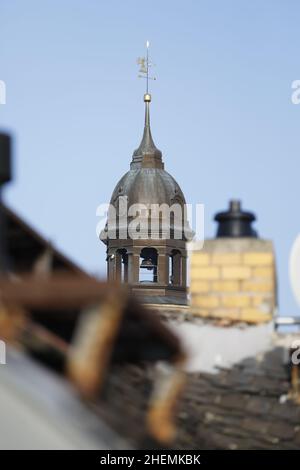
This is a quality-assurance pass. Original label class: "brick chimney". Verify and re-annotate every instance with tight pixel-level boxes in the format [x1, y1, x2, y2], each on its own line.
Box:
[189, 201, 277, 324]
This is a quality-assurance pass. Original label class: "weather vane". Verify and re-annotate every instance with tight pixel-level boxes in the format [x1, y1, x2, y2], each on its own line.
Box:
[137, 40, 156, 97]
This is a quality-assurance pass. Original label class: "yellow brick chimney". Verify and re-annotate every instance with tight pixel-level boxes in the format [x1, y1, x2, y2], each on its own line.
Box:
[189, 201, 277, 324]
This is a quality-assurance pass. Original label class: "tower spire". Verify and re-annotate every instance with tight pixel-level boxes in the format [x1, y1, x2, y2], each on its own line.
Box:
[132, 42, 162, 169]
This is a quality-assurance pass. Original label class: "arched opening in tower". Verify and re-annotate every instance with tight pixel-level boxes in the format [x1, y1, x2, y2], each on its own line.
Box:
[139, 247, 158, 283]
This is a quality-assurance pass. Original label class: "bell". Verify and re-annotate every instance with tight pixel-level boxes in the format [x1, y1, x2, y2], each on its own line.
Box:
[140, 258, 154, 270]
[214, 200, 258, 238]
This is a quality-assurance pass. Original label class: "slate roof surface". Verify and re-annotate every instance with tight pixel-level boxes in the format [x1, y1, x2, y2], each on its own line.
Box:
[95, 347, 300, 449]
[176, 347, 300, 449]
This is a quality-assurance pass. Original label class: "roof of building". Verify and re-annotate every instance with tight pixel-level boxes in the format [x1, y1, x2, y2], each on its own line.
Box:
[110, 168, 186, 209]
[109, 95, 186, 210]
[0, 275, 185, 448]
[2, 204, 84, 275]
[2, 270, 299, 449]
[96, 344, 300, 449]
[0, 347, 127, 450]
[176, 346, 300, 449]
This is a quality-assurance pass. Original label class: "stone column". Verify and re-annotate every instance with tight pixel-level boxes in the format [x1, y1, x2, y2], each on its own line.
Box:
[181, 254, 187, 288]
[107, 249, 116, 281]
[128, 251, 140, 284]
[158, 250, 168, 285]
[173, 252, 181, 285]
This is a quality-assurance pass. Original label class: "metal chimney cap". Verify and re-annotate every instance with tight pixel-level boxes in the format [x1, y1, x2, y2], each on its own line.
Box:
[214, 200, 258, 238]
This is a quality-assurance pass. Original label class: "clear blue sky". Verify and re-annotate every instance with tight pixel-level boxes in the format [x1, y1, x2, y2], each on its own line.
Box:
[1, 0, 299, 315]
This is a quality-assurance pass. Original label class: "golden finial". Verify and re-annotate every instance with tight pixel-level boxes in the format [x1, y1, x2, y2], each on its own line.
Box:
[137, 40, 156, 102]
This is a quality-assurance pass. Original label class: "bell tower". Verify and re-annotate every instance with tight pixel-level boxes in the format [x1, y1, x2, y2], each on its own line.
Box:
[101, 43, 190, 305]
